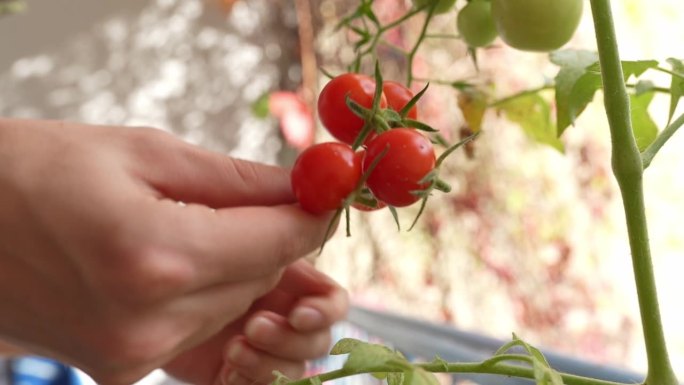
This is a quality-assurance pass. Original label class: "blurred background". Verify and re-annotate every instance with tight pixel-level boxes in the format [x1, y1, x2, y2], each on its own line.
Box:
[1, 0, 683, 384]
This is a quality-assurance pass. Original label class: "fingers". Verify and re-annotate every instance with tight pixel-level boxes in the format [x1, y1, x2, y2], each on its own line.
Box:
[276, 261, 350, 331]
[173, 271, 283, 351]
[244, 313, 331, 361]
[214, 266, 348, 385]
[222, 336, 307, 385]
[129, 128, 295, 209]
[289, 286, 349, 332]
[149, 202, 333, 286]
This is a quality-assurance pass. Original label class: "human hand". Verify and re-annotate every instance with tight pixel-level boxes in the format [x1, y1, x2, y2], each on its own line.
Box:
[162, 259, 348, 385]
[0, 118, 332, 384]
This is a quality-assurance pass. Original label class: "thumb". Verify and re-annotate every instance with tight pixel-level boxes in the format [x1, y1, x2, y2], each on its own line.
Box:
[132, 130, 295, 208]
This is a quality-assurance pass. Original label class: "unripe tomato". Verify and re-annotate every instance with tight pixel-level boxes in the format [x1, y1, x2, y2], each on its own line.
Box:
[291, 142, 362, 214]
[491, 0, 583, 52]
[317, 73, 387, 145]
[457, 0, 498, 48]
[363, 129, 436, 207]
[382, 81, 419, 120]
[412, 0, 458, 14]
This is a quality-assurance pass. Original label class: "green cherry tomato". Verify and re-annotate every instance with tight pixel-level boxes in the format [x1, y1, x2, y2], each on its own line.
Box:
[412, 0, 458, 14]
[457, 0, 498, 48]
[491, 0, 583, 52]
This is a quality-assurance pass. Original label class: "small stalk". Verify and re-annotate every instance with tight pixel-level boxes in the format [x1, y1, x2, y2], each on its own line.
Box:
[642, 112, 684, 169]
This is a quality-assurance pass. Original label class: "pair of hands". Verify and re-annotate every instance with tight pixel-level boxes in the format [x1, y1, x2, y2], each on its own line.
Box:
[0, 118, 347, 385]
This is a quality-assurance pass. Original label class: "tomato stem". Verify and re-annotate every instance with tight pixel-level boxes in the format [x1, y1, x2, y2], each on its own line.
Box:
[590, 1, 678, 384]
[344, 206, 351, 237]
[406, 3, 437, 87]
[435, 131, 480, 167]
[408, 195, 429, 231]
[285, 362, 630, 385]
[318, 208, 344, 255]
[641, 111, 684, 169]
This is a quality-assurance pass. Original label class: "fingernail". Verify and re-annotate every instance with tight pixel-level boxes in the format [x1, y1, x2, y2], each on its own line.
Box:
[245, 316, 278, 342]
[227, 342, 259, 367]
[290, 306, 325, 330]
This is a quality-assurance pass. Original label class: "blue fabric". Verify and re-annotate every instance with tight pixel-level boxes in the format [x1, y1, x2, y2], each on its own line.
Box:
[9, 357, 80, 385]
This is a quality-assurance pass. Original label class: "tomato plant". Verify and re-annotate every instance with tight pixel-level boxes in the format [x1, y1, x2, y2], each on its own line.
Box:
[283, 1, 684, 384]
[291, 142, 361, 214]
[491, 0, 584, 52]
[363, 128, 436, 207]
[456, 0, 498, 48]
[317, 73, 387, 145]
[382, 81, 419, 120]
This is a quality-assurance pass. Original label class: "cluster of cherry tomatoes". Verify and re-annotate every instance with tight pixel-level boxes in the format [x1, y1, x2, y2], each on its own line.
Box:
[290, 72, 441, 216]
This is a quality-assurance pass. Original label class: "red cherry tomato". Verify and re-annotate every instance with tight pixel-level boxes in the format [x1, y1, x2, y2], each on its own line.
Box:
[363, 128, 436, 207]
[318, 73, 388, 145]
[291, 142, 362, 214]
[382, 81, 419, 120]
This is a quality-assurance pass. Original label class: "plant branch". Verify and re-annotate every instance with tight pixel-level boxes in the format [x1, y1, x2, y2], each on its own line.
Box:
[642, 112, 684, 169]
[489, 83, 671, 109]
[489, 84, 553, 107]
[406, 4, 436, 87]
[590, 1, 678, 384]
[654, 66, 684, 81]
[285, 362, 630, 385]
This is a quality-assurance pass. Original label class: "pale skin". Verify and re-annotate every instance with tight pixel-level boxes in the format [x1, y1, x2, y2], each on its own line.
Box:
[0, 118, 349, 385]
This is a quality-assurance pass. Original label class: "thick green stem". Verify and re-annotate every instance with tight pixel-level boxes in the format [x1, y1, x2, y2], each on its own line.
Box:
[286, 362, 629, 385]
[590, 1, 678, 384]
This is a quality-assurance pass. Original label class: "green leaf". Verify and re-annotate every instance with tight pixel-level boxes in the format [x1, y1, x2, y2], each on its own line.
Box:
[498, 94, 564, 151]
[550, 49, 599, 134]
[511, 333, 550, 367]
[630, 91, 658, 151]
[510, 334, 564, 385]
[402, 368, 440, 385]
[621, 60, 659, 80]
[586, 60, 659, 80]
[372, 372, 388, 380]
[554, 55, 657, 135]
[666, 58, 684, 125]
[330, 338, 364, 355]
[343, 342, 410, 373]
[309, 377, 323, 385]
